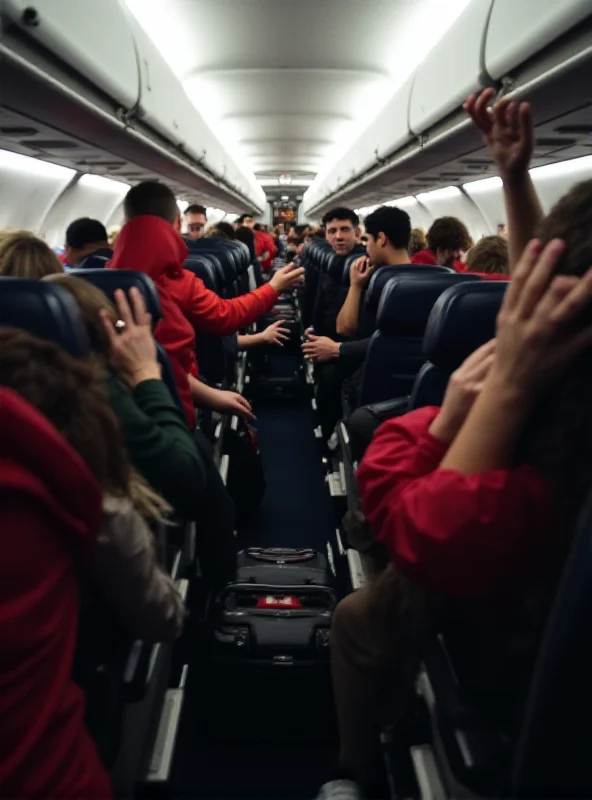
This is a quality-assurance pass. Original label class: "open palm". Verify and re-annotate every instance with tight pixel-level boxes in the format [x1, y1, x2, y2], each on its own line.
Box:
[465, 88, 534, 177]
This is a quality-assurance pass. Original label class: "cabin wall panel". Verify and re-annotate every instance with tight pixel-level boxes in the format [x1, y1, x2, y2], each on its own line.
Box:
[41, 175, 130, 248]
[0, 150, 75, 233]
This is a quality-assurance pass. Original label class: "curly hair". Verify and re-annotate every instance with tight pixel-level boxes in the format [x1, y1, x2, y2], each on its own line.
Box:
[0, 326, 169, 521]
[519, 179, 592, 535]
[465, 235, 509, 275]
[426, 217, 471, 252]
[0, 231, 64, 278]
[409, 228, 427, 256]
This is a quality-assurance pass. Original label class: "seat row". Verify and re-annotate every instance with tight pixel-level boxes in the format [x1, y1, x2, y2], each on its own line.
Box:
[0, 257, 289, 795]
[314, 267, 592, 798]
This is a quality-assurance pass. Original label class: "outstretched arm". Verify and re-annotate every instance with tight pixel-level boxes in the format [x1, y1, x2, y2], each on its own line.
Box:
[465, 89, 544, 272]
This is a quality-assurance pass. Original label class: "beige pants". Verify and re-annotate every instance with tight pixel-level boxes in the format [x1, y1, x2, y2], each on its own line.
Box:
[331, 566, 430, 788]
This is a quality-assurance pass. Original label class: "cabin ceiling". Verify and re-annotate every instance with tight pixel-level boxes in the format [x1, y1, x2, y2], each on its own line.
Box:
[124, 0, 473, 202]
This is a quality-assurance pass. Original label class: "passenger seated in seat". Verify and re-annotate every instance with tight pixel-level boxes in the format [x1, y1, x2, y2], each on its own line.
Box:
[0, 326, 185, 643]
[184, 203, 207, 241]
[466, 234, 509, 277]
[207, 221, 236, 240]
[108, 181, 304, 427]
[44, 274, 207, 518]
[0, 385, 113, 800]
[303, 205, 412, 443]
[409, 227, 427, 257]
[320, 182, 592, 799]
[64, 218, 113, 268]
[0, 230, 64, 277]
[411, 216, 471, 270]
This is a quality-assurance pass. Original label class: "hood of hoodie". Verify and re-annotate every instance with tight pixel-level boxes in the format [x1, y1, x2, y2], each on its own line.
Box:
[0, 388, 102, 554]
[109, 215, 189, 282]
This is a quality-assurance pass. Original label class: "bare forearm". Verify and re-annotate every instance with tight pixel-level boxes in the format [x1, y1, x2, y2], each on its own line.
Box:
[336, 286, 362, 336]
[503, 171, 544, 272]
[439, 373, 529, 474]
[187, 374, 218, 406]
[237, 333, 264, 350]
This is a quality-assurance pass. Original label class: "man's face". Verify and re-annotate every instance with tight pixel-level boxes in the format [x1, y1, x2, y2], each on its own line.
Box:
[243, 216, 255, 229]
[186, 212, 207, 240]
[436, 246, 462, 266]
[325, 218, 358, 256]
[365, 232, 389, 267]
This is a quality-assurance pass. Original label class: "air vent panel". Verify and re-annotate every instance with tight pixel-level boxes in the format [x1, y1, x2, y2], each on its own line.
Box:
[0, 126, 38, 136]
[23, 139, 79, 149]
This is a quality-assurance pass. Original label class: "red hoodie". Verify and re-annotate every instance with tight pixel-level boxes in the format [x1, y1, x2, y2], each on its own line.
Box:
[0, 389, 112, 799]
[109, 216, 279, 426]
[357, 406, 559, 602]
[410, 248, 508, 281]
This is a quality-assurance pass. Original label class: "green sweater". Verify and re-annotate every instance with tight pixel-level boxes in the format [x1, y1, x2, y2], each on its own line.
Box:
[106, 375, 206, 519]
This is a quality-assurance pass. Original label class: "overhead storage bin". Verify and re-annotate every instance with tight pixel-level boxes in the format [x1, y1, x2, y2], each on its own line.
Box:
[127, 14, 204, 151]
[3, 0, 140, 109]
[126, 15, 262, 210]
[409, 0, 492, 134]
[485, 0, 592, 80]
[370, 75, 414, 163]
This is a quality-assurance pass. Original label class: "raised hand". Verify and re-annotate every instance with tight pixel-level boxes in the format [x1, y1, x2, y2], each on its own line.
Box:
[270, 262, 305, 294]
[464, 88, 534, 179]
[99, 288, 160, 386]
[493, 239, 592, 395]
[429, 339, 496, 443]
[350, 256, 375, 289]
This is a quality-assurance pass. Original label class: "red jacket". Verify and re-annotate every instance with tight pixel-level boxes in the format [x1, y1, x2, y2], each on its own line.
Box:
[0, 389, 112, 800]
[411, 248, 466, 272]
[411, 249, 508, 281]
[357, 406, 558, 601]
[254, 230, 277, 272]
[108, 216, 278, 426]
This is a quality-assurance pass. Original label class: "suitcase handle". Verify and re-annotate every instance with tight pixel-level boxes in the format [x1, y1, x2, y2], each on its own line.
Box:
[245, 547, 317, 564]
[218, 582, 336, 605]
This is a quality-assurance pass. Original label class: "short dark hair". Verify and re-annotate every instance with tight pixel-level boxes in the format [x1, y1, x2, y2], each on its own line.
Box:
[427, 217, 471, 252]
[123, 181, 179, 223]
[253, 223, 262, 231]
[65, 218, 108, 249]
[236, 213, 254, 225]
[207, 221, 235, 241]
[322, 207, 359, 227]
[185, 204, 207, 217]
[364, 206, 411, 249]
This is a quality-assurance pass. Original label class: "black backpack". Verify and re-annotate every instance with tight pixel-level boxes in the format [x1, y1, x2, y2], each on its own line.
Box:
[225, 419, 266, 525]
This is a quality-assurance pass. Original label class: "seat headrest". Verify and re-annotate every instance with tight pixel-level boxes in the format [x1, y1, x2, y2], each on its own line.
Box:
[184, 255, 219, 292]
[366, 264, 455, 308]
[70, 268, 162, 324]
[377, 273, 482, 337]
[77, 253, 110, 270]
[0, 278, 90, 356]
[424, 281, 509, 372]
[359, 264, 455, 337]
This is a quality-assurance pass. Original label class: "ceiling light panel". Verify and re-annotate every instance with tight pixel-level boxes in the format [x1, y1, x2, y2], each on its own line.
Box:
[124, 0, 474, 189]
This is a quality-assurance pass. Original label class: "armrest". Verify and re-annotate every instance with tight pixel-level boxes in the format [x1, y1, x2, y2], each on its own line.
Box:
[122, 578, 188, 703]
[346, 396, 410, 464]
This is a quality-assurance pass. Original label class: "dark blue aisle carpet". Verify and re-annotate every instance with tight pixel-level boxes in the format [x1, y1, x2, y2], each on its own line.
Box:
[239, 394, 335, 551]
[171, 353, 339, 799]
